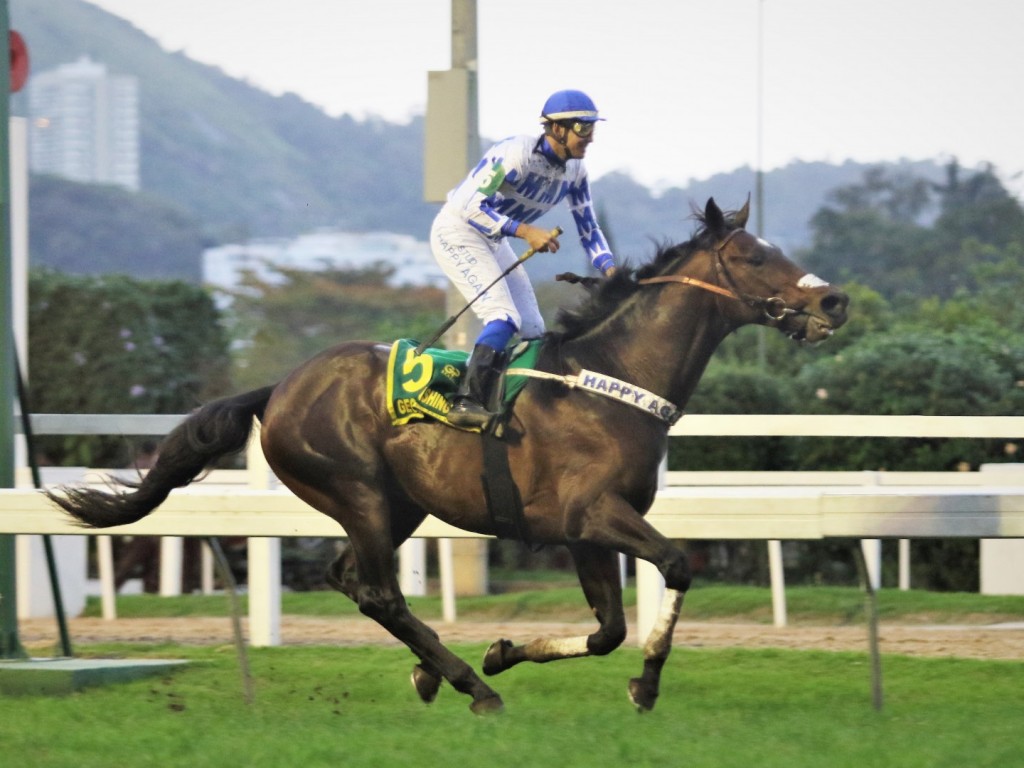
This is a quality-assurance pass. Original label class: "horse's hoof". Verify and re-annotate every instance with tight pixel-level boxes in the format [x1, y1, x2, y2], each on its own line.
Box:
[411, 664, 442, 703]
[628, 677, 658, 713]
[482, 638, 514, 676]
[470, 693, 505, 716]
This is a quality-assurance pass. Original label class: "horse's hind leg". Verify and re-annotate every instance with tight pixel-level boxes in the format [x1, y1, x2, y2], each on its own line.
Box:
[325, 545, 359, 600]
[336, 504, 504, 715]
[628, 587, 685, 712]
[325, 513, 445, 704]
[483, 543, 626, 674]
[324, 507, 425, 604]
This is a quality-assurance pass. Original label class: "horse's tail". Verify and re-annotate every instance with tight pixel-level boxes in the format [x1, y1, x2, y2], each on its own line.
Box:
[47, 385, 277, 529]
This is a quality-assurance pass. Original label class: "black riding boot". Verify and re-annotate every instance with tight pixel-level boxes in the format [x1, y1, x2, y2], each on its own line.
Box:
[448, 344, 505, 429]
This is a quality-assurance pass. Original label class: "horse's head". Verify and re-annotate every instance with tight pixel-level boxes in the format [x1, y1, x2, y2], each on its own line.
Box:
[647, 197, 848, 343]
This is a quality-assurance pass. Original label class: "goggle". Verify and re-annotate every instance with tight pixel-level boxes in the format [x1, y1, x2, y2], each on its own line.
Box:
[567, 120, 596, 138]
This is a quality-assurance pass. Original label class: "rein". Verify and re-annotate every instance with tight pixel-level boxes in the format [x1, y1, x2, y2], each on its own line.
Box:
[635, 274, 736, 298]
[638, 229, 799, 322]
[511, 229, 804, 427]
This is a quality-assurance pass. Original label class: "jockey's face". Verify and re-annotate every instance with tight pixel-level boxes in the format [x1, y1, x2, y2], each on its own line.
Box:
[549, 121, 594, 160]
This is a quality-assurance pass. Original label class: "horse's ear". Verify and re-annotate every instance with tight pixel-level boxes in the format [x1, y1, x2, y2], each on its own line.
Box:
[704, 197, 726, 236]
[733, 195, 751, 229]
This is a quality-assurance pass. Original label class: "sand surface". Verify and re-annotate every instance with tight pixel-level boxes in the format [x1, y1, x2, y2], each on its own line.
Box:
[20, 614, 1024, 661]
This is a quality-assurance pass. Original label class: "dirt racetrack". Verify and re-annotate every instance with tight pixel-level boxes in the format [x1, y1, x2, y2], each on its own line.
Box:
[19, 615, 1024, 661]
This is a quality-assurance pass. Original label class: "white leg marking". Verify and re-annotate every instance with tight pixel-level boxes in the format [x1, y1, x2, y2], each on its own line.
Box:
[528, 635, 590, 661]
[643, 588, 685, 657]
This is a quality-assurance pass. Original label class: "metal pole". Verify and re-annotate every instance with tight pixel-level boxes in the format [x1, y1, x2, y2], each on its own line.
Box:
[853, 543, 884, 712]
[0, 0, 27, 660]
[14, 352, 73, 657]
[442, 1, 487, 602]
[446, 0, 480, 351]
[755, 0, 767, 370]
[755, 0, 765, 239]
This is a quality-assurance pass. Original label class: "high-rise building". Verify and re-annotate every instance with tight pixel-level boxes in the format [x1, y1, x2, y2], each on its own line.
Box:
[27, 56, 140, 191]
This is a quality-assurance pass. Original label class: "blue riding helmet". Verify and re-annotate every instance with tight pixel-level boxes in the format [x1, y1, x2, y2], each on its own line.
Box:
[540, 90, 605, 123]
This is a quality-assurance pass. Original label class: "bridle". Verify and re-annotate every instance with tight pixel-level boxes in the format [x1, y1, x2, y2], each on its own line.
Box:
[637, 228, 799, 322]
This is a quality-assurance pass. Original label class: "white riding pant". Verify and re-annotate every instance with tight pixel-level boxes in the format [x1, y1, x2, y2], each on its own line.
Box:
[430, 211, 545, 338]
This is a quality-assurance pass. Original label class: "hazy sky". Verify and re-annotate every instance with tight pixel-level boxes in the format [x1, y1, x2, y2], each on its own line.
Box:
[82, 0, 1024, 194]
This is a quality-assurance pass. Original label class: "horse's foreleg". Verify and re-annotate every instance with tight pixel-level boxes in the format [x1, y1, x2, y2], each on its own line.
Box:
[628, 587, 685, 713]
[603, 530, 690, 713]
[483, 544, 626, 675]
[559, 494, 693, 711]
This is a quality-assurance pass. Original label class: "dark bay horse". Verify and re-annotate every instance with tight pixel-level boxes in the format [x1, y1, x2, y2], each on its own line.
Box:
[49, 198, 848, 714]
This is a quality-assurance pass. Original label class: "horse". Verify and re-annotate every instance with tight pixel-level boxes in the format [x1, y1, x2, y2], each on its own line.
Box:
[48, 198, 849, 715]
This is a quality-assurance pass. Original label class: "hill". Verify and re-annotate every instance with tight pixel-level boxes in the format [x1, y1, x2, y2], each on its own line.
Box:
[11, 0, 433, 243]
[27, 175, 212, 281]
[11, 0, 947, 283]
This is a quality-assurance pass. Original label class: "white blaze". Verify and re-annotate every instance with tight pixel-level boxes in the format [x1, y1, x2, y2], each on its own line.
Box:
[798, 273, 830, 289]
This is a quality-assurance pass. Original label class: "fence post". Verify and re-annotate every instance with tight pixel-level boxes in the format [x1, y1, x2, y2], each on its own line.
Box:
[158, 537, 184, 596]
[399, 539, 427, 596]
[768, 540, 787, 627]
[97, 536, 117, 619]
[246, 420, 280, 647]
[637, 455, 669, 644]
[635, 558, 665, 644]
[898, 539, 911, 590]
[439, 538, 456, 622]
[861, 539, 882, 589]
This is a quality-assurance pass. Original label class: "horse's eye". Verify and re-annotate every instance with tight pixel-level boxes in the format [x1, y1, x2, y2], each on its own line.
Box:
[746, 248, 766, 267]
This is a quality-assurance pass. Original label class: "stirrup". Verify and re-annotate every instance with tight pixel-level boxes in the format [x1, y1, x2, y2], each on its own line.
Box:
[447, 397, 493, 428]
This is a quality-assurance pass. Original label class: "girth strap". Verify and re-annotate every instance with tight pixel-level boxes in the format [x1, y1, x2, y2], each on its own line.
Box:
[480, 420, 530, 542]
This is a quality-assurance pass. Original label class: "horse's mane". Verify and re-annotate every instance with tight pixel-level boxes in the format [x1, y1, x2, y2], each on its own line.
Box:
[552, 206, 734, 340]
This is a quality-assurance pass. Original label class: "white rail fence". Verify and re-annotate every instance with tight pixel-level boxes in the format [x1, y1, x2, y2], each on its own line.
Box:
[4, 414, 1024, 646]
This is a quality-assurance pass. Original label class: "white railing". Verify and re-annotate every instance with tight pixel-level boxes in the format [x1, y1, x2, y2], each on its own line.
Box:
[668, 414, 1024, 438]
[5, 414, 1024, 646]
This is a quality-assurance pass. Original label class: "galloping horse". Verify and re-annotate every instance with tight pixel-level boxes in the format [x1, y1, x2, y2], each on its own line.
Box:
[49, 198, 848, 714]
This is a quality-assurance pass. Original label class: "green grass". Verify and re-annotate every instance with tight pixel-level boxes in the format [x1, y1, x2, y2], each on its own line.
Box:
[13, 585, 1024, 766]
[81, 583, 1024, 626]
[2, 642, 1022, 767]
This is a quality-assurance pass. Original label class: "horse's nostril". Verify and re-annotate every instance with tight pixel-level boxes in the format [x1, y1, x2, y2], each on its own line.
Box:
[821, 292, 849, 319]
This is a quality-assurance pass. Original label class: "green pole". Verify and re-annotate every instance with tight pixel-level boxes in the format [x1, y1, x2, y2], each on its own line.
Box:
[0, 0, 27, 660]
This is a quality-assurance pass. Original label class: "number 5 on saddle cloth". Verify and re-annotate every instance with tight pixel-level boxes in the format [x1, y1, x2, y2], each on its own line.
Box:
[385, 338, 541, 432]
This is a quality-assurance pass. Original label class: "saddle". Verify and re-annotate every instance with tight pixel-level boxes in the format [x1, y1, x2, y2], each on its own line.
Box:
[385, 338, 541, 432]
[386, 338, 539, 541]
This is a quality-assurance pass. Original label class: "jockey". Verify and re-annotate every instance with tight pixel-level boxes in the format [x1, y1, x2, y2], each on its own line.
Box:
[430, 89, 617, 428]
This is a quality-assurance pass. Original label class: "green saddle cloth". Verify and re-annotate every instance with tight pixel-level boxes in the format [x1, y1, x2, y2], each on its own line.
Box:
[386, 338, 541, 429]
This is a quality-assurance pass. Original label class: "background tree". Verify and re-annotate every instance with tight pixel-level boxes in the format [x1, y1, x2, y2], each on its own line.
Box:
[932, 161, 1024, 251]
[226, 263, 445, 390]
[801, 166, 933, 299]
[792, 329, 1022, 472]
[801, 160, 1024, 301]
[28, 270, 232, 467]
[669, 363, 798, 472]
